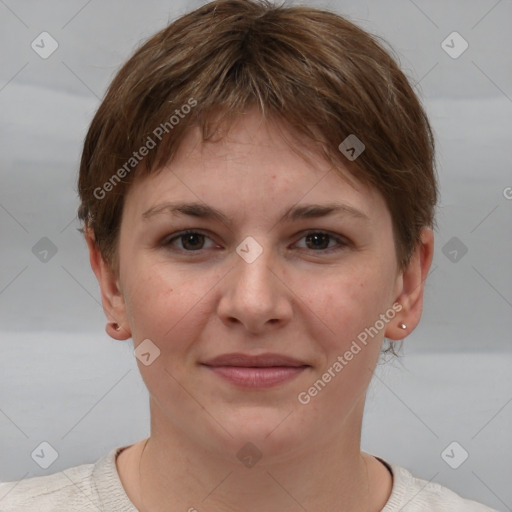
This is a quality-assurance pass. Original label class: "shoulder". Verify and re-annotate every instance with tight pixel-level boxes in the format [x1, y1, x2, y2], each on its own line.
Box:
[0, 461, 97, 512]
[378, 457, 500, 512]
[0, 446, 132, 512]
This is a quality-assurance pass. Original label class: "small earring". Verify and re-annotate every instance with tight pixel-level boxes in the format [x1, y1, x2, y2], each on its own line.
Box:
[111, 322, 121, 331]
[398, 322, 407, 330]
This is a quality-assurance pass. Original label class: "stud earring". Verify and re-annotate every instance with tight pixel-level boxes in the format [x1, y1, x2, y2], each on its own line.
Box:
[398, 322, 407, 330]
[111, 322, 121, 331]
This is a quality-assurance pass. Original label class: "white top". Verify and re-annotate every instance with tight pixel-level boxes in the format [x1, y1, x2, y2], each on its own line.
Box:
[0, 446, 499, 511]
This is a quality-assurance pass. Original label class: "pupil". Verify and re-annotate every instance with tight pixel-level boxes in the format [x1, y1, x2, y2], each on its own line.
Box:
[307, 233, 329, 250]
[183, 233, 204, 250]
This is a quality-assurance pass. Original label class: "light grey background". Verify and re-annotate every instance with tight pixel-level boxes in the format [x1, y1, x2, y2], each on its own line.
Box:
[0, 0, 511, 510]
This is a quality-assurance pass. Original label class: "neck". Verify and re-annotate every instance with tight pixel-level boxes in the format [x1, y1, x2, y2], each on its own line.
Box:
[119, 399, 392, 512]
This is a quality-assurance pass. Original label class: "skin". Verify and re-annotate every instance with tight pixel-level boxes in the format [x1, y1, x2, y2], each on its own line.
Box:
[87, 109, 434, 512]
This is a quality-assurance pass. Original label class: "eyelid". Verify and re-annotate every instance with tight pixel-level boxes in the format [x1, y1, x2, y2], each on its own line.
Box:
[163, 229, 219, 250]
[294, 229, 349, 252]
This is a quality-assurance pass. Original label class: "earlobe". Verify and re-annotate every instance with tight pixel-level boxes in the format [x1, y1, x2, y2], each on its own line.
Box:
[85, 228, 131, 340]
[105, 321, 131, 341]
[385, 227, 434, 340]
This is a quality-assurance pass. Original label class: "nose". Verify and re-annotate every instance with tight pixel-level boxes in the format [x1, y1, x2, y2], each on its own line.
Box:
[217, 244, 293, 334]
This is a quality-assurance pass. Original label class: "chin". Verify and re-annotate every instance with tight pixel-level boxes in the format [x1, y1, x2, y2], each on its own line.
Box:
[205, 404, 307, 457]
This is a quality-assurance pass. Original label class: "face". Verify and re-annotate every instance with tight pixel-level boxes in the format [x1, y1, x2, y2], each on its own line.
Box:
[112, 110, 405, 462]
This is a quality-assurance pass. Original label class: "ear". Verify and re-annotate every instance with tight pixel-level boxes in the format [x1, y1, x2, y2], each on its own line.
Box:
[385, 227, 434, 340]
[85, 228, 131, 340]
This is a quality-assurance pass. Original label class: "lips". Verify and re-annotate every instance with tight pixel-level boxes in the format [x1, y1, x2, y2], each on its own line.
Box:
[202, 353, 308, 368]
[201, 353, 309, 388]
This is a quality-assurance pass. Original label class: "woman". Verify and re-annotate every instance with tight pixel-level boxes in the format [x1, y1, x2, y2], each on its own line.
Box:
[0, 0, 499, 510]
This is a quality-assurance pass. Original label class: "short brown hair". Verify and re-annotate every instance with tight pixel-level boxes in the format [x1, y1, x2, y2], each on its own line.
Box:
[78, 0, 437, 278]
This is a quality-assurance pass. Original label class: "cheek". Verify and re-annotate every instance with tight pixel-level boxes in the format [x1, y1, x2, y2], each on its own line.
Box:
[123, 259, 219, 344]
[297, 271, 386, 420]
[123, 267, 172, 338]
[300, 266, 385, 347]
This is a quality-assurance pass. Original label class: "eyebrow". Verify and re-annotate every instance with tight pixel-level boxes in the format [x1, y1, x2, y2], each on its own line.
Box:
[141, 201, 370, 225]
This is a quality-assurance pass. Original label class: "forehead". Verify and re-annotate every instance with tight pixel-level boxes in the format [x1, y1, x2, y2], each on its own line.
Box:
[124, 110, 388, 226]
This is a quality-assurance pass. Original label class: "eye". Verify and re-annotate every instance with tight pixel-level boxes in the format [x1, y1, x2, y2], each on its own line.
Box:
[162, 229, 348, 254]
[294, 231, 348, 252]
[163, 230, 217, 251]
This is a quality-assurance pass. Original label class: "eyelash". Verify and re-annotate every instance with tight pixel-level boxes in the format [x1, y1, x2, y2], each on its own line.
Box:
[162, 229, 349, 255]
